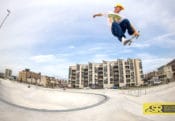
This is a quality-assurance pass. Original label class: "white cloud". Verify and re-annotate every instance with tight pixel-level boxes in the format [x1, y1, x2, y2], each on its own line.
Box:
[0, 0, 175, 78]
[91, 54, 111, 63]
[129, 43, 150, 48]
[124, 0, 175, 32]
[28, 54, 77, 78]
[136, 53, 174, 73]
[145, 32, 175, 48]
[68, 45, 75, 49]
[126, 32, 175, 49]
[30, 55, 56, 63]
[88, 47, 103, 52]
[35, 64, 69, 79]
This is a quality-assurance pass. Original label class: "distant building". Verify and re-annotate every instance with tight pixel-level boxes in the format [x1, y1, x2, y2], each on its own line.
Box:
[148, 77, 162, 85]
[9, 76, 17, 80]
[17, 69, 67, 88]
[0, 72, 4, 78]
[60, 80, 68, 88]
[144, 71, 158, 84]
[167, 59, 175, 81]
[4, 69, 12, 79]
[39, 76, 66, 88]
[158, 59, 175, 83]
[69, 59, 144, 89]
[18, 69, 41, 84]
[144, 71, 158, 80]
[40, 76, 50, 87]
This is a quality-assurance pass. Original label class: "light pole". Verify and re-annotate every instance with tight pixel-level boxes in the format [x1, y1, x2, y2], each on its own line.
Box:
[0, 9, 11, 29]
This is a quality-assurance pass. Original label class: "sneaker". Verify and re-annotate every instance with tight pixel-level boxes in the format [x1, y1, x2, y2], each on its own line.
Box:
[121, 37, 130, 45]
[121, 37, 126, 44]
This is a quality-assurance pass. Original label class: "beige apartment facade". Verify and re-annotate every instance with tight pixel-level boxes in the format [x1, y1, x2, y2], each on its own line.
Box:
[167, 59, 175, 81]
[158, 59, 175, 82]
[18, 69, 41, 84]
[144, 71, 158, 80]
[18, 69, 67, 88]
[69, 59, 144, 88]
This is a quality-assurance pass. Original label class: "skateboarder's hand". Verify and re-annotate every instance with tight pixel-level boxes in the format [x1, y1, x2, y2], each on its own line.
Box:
[93, 13, 103, 18]
[133, 31, 140, 37]
[93, 15, 96, 18]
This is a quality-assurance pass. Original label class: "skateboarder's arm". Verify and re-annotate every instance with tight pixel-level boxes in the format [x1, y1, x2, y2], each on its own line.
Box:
[93, 13, 104, 18]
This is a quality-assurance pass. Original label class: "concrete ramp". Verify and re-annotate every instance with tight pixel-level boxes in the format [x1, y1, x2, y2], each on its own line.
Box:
[0, 79, 107, 112]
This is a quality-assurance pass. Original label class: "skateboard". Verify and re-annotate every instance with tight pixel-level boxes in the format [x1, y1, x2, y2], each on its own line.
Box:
[124, 31, 140, 46]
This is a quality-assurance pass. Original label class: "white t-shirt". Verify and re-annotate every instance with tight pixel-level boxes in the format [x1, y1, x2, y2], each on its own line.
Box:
[103, 11, 125, 27]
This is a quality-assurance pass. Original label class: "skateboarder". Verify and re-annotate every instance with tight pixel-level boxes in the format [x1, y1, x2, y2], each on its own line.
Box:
[93, 3, 139, 45]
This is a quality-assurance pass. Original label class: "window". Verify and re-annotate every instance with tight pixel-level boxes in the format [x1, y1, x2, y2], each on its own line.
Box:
[126, 75, 130, 78]
[139, 62, 143, 69]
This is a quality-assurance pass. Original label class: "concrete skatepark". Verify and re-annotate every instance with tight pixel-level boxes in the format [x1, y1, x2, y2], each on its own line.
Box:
[0, 79, 175, 121]
[0, 79, 108, 112]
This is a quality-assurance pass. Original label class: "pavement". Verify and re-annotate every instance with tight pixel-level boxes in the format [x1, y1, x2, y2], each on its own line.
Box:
[0, 79, 175, 121]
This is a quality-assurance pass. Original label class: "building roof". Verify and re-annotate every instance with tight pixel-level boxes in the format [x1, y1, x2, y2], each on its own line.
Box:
[167, 59, 175, 66]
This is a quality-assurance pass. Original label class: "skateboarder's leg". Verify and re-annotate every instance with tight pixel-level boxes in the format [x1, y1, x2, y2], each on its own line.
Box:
[119, 19, 134, 35]
[111, 22, 125, 42]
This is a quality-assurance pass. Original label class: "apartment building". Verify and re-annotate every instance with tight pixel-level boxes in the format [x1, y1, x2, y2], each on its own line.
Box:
[144, 71, 158, 81]
[158, 59, 175, 82]
[18, 69, 41, 84]
[40, 76, 58, 87]
[0, 72, 4, 78]
[167, 59, 175, 81]
[4, 69, 12, 79]
[69, 59, 144, 88]
[18, 69, 67, 88]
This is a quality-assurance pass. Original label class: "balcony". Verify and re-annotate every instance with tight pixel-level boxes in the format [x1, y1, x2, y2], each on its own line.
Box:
[172, 65, 175, 71]
[98, 78, 103, 81]
[113, 69, 119, 72]
[114, 73, 119, 76]
[113, 66, 118, 69]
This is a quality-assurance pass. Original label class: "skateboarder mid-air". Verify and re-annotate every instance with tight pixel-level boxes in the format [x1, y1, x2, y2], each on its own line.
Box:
[93, 3, 140, 45]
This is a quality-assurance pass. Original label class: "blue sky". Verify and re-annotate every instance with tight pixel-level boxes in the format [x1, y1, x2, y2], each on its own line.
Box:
[0, 0, 175, 78]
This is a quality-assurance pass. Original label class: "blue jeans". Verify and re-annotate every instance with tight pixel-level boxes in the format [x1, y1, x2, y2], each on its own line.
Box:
[111, 19, 134, 42]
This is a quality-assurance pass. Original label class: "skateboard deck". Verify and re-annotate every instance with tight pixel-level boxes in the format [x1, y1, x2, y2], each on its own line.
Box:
[124, 31, 140, 46]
